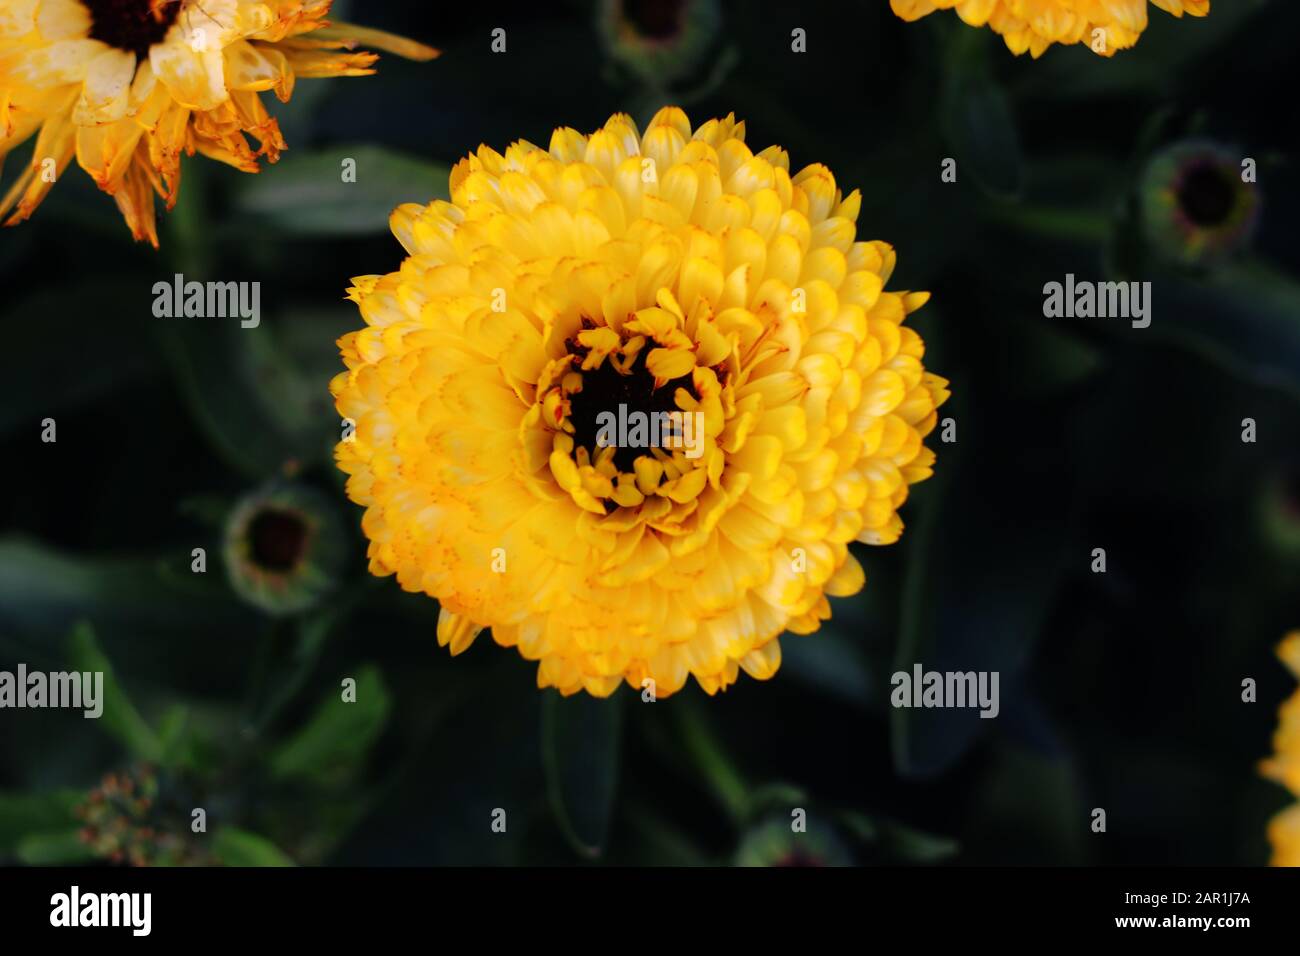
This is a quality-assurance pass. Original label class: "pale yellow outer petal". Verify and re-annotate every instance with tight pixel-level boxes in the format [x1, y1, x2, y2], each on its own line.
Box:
[73, 47, 136, 125]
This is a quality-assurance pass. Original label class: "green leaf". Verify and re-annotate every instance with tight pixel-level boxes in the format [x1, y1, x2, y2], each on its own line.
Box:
[876, 818, 959, 864]
[541, 691, 623, 859]
[245, 587, 373, 738]
[838, 810, 958, 864]
[156, 706, 194, 769]
[0, 790, 82, 854]
[0, 540, 150, 642]
[176, 494, 235, 530]
[0, 281, 153, 436]
[624, 808, 710, 866]
[212, 827, 296, 867]
[891, 423, 1068, 777]
[669, 698, 749, 825]
[154, 302, 367, 477]
[154, 320, 324, 478]
[327, 677, 542, 866]
[233, 145, 451, 236]
[837, 810, 879, 844]
[967, 745, 1085, 864]
[67, 621, 162, 762]
[780, 632, 876, 706]
[941, 35, 1023, 201]
[16, 830, 96, 865]
[0, 538, 253, 653]
[744, 782, 809, 818]
[268, 665, 391, 783]
[1141, 263, 1300, 403]
[994, 318, 1104, 394]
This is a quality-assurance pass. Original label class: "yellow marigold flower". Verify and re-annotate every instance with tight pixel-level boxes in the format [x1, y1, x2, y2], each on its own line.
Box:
[1261, 632, 1300, 866]
[890, 0, 1209, 58]
[0, 0, 436, 245]
[330, 108, 950, 699]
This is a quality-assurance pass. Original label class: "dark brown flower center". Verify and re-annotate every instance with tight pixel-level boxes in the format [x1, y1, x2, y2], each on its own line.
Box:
[1176, 162, 1236, 228]
[85, 0, 181, 59]
[248, 508, 308, 572]
[567, 340, 696, 473]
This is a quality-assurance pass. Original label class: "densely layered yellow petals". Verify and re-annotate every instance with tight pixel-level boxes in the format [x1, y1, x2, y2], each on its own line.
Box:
[332, 108, 950, 698]
[0, 0, 436, 244]
[1262, 632, 1300, 866]
[890, 0, 1209, 58]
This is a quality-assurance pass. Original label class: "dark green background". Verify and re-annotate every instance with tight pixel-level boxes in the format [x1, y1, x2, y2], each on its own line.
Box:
[2, 0, 1298, 865]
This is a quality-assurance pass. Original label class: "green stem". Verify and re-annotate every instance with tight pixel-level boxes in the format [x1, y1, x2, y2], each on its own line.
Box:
[989, 203, 1111, 243]
[169, 159, 212, 276]
[626, 807, 711, 866]
[245, 578, 378, 740]
[674, 699, 750, 826]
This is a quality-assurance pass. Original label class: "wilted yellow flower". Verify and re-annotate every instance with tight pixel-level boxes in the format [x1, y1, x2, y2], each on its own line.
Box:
[1261, 632, 1300, 866]
[0, 0, 436, 245]
[889, 0, 1209, 58]
[331, 108, 949, 698]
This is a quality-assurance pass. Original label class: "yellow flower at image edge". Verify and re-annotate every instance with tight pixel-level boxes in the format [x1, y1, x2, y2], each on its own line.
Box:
[1261, 632, 1300, 866]
[890, 0, 1209, 58]
[0, 0, 436, 245]
[331, 108, 950, 698]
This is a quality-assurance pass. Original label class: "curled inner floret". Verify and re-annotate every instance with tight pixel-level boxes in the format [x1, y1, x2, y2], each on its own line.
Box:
[534, 299, 730, 516]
